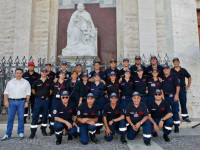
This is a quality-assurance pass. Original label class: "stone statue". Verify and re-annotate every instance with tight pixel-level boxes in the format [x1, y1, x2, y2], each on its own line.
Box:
[62, 3, 97, 56]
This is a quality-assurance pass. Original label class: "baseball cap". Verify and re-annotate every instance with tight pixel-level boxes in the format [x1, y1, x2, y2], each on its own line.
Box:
[110, 93, 118, 98]
[59, 71, 66, 74]
[132, 91, 140, 97]
[40, 67, 47, 72]
[87, 93, 95, 98]
[28, 62, 35, 66]
[123, 58, 129, 62]
[135, 56, 141, 60]
[152, 68, 158, 71]
[125, 69, 131, 72]
[45, 62, 51, 66]
[61, 91, 69, 96]
[76, 63, 82, 66]
[110, 71, 116, 76]
[155, 89, 162, 95]
[163, 64, 170, 69]
[137, 67, 143, 71]
[151, 55, 157, 59]
[82, 72, 88, 77]
[110, 59, 116, 63]
[61, 61, 67, 65]
[173, 57, 180, 62]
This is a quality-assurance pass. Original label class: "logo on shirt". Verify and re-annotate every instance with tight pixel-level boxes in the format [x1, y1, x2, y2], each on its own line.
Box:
[77, 111, 80, 115]
[161, 108, 165, 111]
[45, 83, 50, 86]
[68, 110, 72, 113]
[115, 111, 120, 114]
[139, 112, 144, 115]
[32, 76, 36, 78]
[53, 110, 57, 114]
[91, 112, 95, 115]
[142, 79, 146, 82]
[49, 76, 54, 79]
[37, 84, 42, 87]
[168, 78, 172, 81]
[155, 83, 160, 85]
[83, 113, 88, 115]
[116, 84, 119, 86]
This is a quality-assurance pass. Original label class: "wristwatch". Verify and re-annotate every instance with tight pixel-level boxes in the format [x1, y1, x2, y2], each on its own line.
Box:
[112, 119, 115, 122]
[25, 101, 30, 103]
[161, 118, 164, 121]
[140, 121, 143, 125]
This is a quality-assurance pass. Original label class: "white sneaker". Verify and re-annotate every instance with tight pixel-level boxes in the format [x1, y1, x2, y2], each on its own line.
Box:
[1, 135, 10, 141]
[18, 133, 24, 139]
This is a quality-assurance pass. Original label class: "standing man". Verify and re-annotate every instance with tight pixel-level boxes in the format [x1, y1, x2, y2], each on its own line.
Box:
[76, 63, 83, 81]
[45, 63, 56, 82]
[2, 68, 31, 140]
[130, 56, 146, 77]
[119, 58, 130, 78]
[148, 89, 173, 142]
[29, 68, 53, 139]
[89, 61, 105, 82]
[126, 92, 151, 146]
[146, 56, 163, 77]
[171, 57, 191, 122]
[162, 64, 180, 133]
[105, 59, 120, 81]
[103, 93, 127, 143]
[22, 62, 39, 123]
[54, 61, 71, 82]
[77, 93, 100, 145]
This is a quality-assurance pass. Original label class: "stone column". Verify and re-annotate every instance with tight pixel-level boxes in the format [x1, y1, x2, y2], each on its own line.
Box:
[166, 0, 200, 118]
[138, 0, 158, 58]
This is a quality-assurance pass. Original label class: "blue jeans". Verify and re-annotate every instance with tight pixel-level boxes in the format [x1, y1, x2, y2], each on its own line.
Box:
[6, 99, 25, 136]
[179, 87, 189, 119]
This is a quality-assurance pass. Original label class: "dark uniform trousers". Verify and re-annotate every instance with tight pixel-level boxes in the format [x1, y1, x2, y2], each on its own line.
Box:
[141, 97, 148, 106]
[49, 98, 62, 131]
[30, 98, 49, 133]
[104, 120, 127, 141]
[121, 97, 132, 110]
[54, 121, 77, 140]
[165, 96, 180, 127]
[151, 118, 173, 136]
[78, 123, 96, 145]
[127, 120, 151, 142]
[179, 87, 189, 119]
[94, 97, 105, 130]
[24, 95, 35, 117]
[147, 93, 155, 108]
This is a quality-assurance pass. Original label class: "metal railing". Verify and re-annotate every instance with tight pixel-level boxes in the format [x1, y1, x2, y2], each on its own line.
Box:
[0, 54, 172, 115]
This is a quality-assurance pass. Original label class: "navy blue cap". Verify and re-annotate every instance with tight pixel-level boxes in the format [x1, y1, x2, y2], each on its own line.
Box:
[123, 58, 129, 62]
[152, 68, 158, 71]
[110, 71, 116, 76]
[110, 59, 116, 62]
[76, 63, 82, 66]
[173, 57, 180, 62]
[59, 71, 66, 74]
[151, 55, 157, 59]
[155, 89, 162, 94]
[82, 72, 88, 77]
[61, 90, 69, 96]
[137, 67, 143, 71]
[41, 67, 47, 72]
[87, 93, 95, 98]
[125, 69, 131, 72]
[132, 91, 140, 97]
[110, 93, 118, 98]
[45, 62, 52, 66]
[135, 56, 141, 60]
[61, 61, 67, 65]
[163, 64, 170, 69]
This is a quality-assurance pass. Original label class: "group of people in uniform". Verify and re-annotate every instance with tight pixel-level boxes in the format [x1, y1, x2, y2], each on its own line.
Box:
[2, 55, 192, 146]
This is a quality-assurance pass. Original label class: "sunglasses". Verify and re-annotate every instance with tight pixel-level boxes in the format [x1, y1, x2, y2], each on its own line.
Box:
[62, 96, 69, 99]
[155, 94, 161, 96]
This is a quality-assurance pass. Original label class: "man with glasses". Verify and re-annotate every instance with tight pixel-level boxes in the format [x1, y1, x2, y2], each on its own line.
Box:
[2, 68, 31, 141]
[53, 91, 78, 145]
[29, 68, 53, 139]
[148, 89, 173, 142]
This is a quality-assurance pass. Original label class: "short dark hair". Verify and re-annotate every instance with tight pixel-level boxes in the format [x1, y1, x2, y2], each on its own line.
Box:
[15, 68, 23, 73]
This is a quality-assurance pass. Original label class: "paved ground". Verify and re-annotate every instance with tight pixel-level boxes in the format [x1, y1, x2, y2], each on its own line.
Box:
[0, 115, 200, 150]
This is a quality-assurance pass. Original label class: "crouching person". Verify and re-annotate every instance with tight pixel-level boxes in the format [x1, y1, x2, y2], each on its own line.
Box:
[77, 93, 99, 145]
[53, 91, 77, 145]
[103, 93, 127, 143]
[126, 92, 151, 146]
[148, 89, 173, 142]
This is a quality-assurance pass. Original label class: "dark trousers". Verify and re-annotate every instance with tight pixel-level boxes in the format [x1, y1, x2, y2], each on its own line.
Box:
[24, 95, 35, 117]
[104, 120, 127, 141]
[30, 98, 49, 133]
[179, 87, 189, 119]
[121, 97, 132, 111]
[151, 118, 173, 136]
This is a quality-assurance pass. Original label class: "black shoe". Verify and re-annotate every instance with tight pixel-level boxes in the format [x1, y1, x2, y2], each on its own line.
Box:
[42, 130, 48, 136]
[144, 141, 151, 146]
[174, 126, 179, 133]
[121, 136, 127, 144]
[56, 139, 62, 145]
[29, 133, 35, 139]
[48, 130, 55, 136]
[96, 130, 100, 134]
[91, 137, 99, 144]
[73, 132, 79, 138]
[152, 132, 158, 137]
[163, 135, 170, 142]
[183, 118, 191, 123]
[68, 135, 73, 140]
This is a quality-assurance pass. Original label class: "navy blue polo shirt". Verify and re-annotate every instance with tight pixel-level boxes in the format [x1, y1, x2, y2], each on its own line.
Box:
[171, 67, 191, 87]
[77, 102, 99, 119]
[120, 79, 134, 97]
[53, 102, 77, 121]
[148, 99, 172, 118]
[89, 71, 105, 80]
[32, 78, 53, 97]
[47, 71, 56, 81]
[82, 81, 91, 99]
[130, 65, 147, 77]
[103, 103, 124, 122]
[119, 68, 130, 77]
[51, 81, 67, 98]
[90, 82, 106, 98]
[162, 73, 180, 94]
[133, 76, 148, 95]
[126, 102, 149, 124]
[23, 71, 39, 86]
[55, 70, 71, 80]
[146, 65, 163, 77]
[147, 77, 162, 95]
[77, 72, 83, 81]
[106, 81, 120, 96]
[105, 68, 120, 81]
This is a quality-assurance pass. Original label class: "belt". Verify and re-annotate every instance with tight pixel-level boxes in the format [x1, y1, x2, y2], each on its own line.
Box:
[37, 96, 49, 100]
[9, 98, 25, 101]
